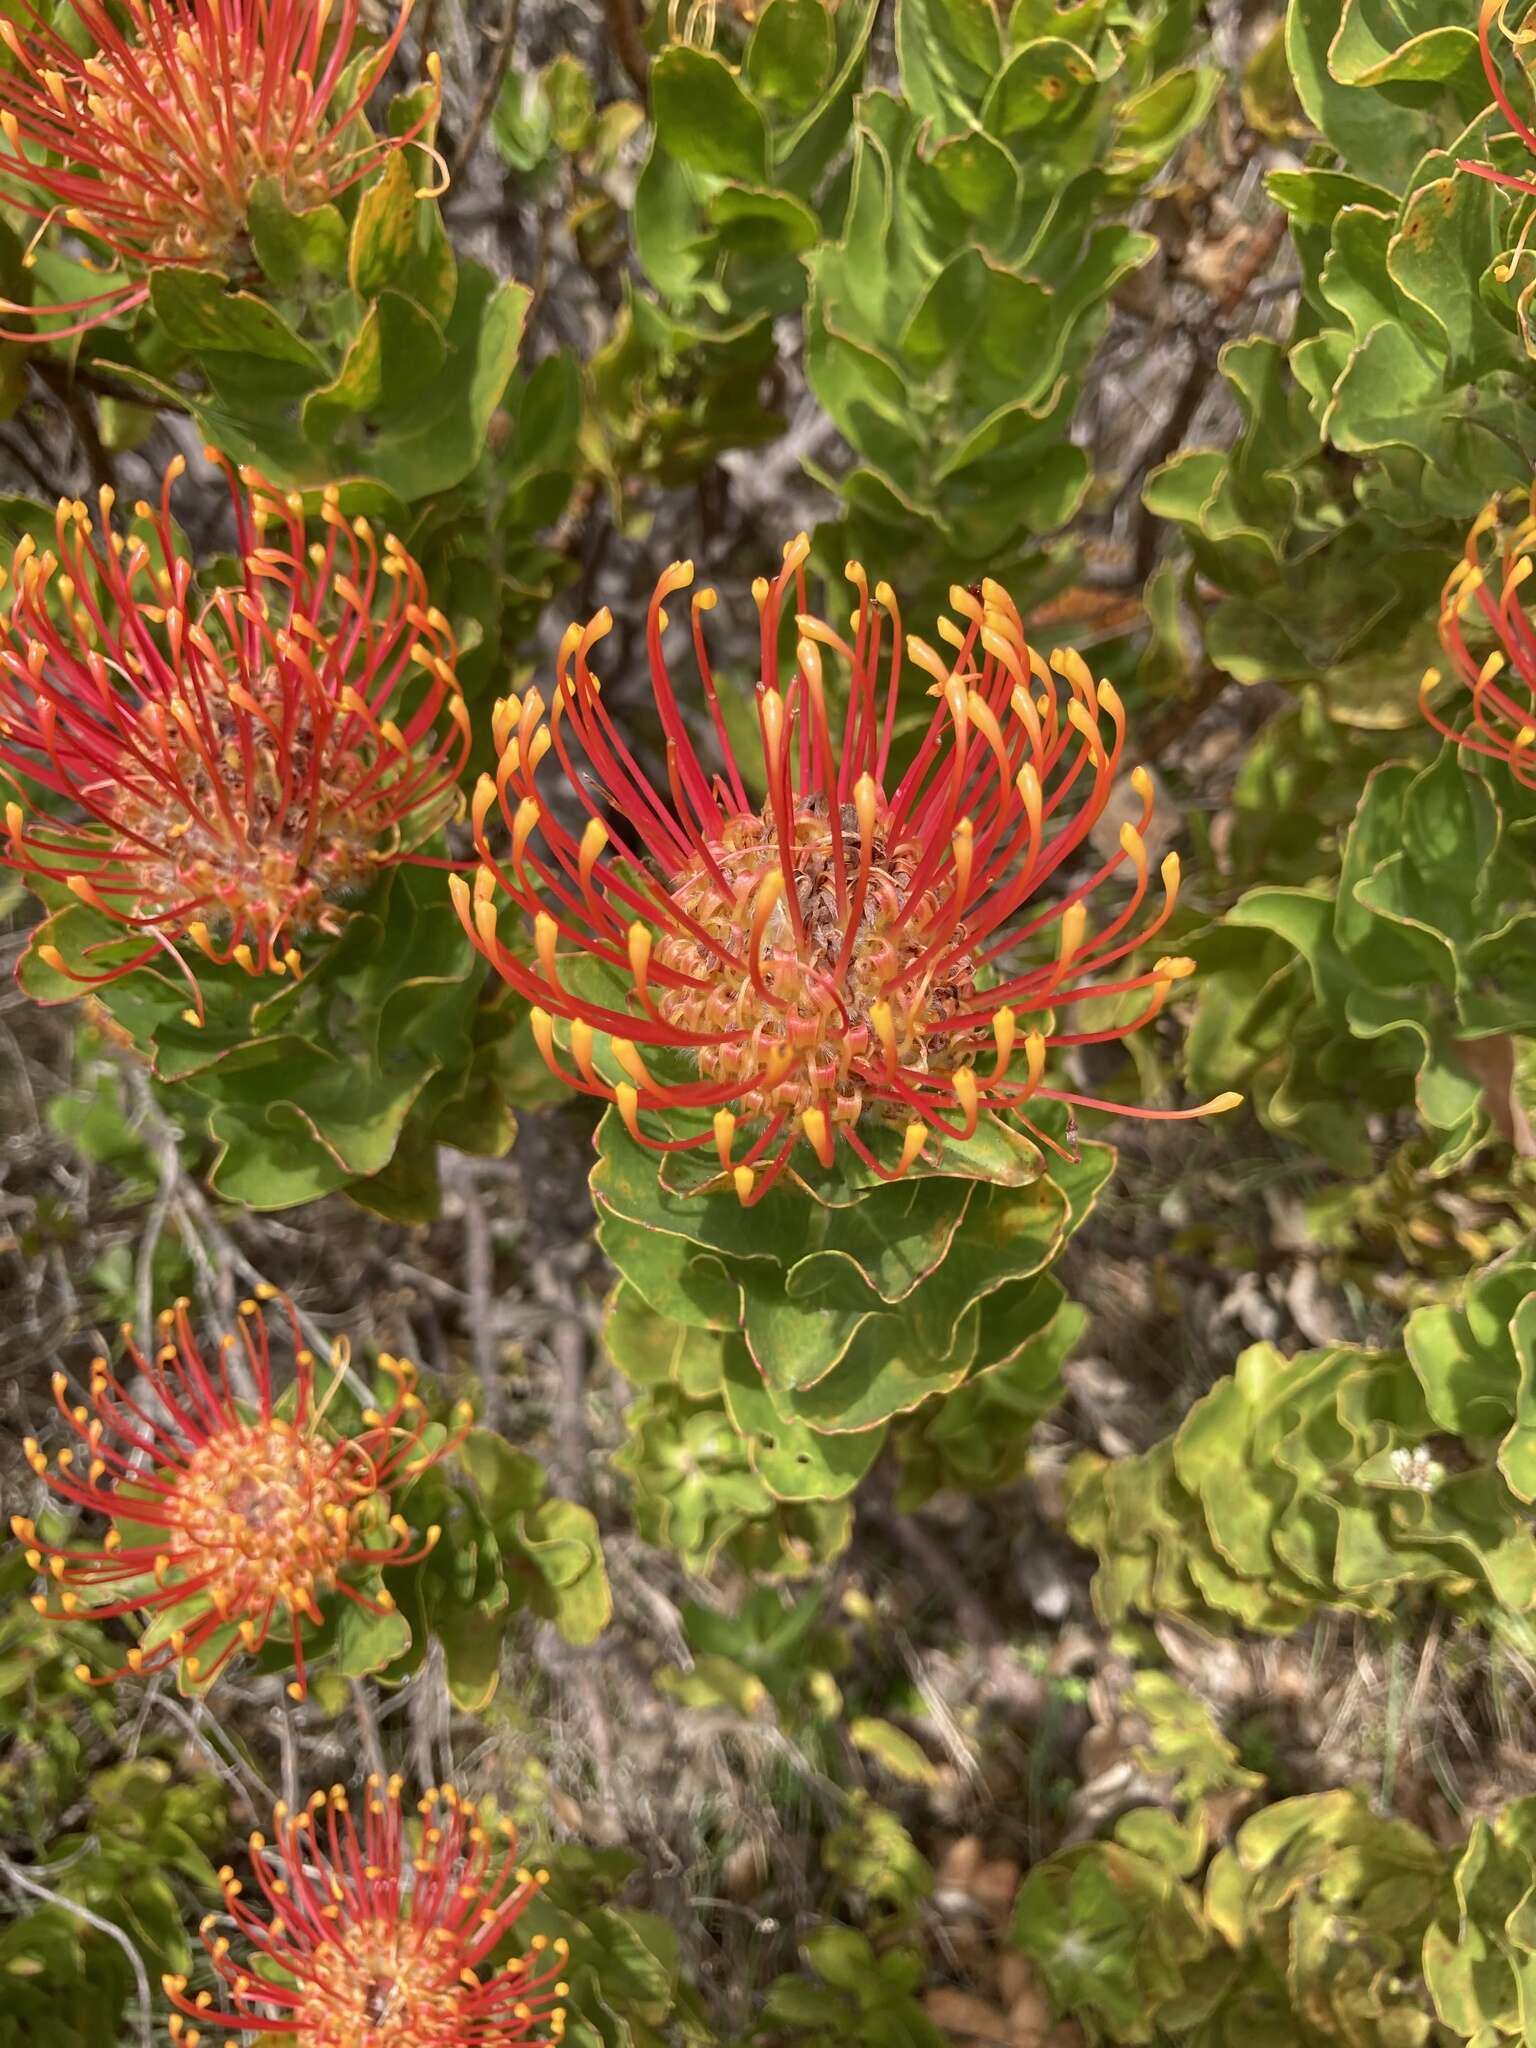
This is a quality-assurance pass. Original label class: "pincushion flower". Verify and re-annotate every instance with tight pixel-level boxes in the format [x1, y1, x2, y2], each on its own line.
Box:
[10, 1288, 467, 1698]
[1423, 491, 1536, 787]
[455, 538, 1238, 1204]
[165, 1778, 570, 2047]
[0, 454, 468, 1013]
[0, 0, 440, 336]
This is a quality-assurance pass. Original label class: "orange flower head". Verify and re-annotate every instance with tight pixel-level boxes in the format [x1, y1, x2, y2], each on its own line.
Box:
[1424, 491, 1536, 786]
[456, 541, 1238, 1204]
[0, 0, 440, 336]
[164, 1780, 569, 2048]
[11, 1289, 468, 1698]
[0, 455, 467, 1014]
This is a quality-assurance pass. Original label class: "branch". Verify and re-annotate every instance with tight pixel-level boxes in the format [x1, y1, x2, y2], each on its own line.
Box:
[276, 1693, 299, 1810]
[529, 1249, 592, 1502]
[350, 1679, 388, 1783]
[0, 422, 63, 497]
[602, 0, 649, 94]
[1131, 339, 1217, 585]
[144, 1691, 271, 1817]
[135, 1106, 179, 1357]
[442, 1152, 504, 1428]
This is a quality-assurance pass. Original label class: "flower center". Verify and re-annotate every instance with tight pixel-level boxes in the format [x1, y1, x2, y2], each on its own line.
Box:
[293, 1921, 470, 2048]
[103, 663, 396, 955]
[655, 800, 980, 1127]
[170, 1422, 365, 1613]
[80, 42, 333, 268]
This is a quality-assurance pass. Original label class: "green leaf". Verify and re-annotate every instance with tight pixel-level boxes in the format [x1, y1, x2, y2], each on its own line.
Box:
[356, 269, 528, 500]
[461, 1430, 550, 1516]
[982, 37, 1097, 139]
[1110, 65, 1221, 179]
[823, 1792, 932, 1914]
[657, 1651, 769, 1716]
[435, 1603, 504, 1712]
[1285, 0, 1438, 186]
[248, 175, 347, 288]
[545, 53, 596, 150]
[349, 147, 421, 298]
[333, 1594, 412, 1679]
[895, 0, 1003, 135]
[747, 0, 836, 115]
[720, 1340, 887, 1498]
[604, 1281, 729, 1397]
[519, 1498, 612, 1645]
[895, 1280, 1087, 1505]
[147, 269, 325, 371]
[1329, 0, 1480, 94]
[849, 1717, 939, 1785]
[30, 858, 497, 1213]
[1242, 17, 1310, 138]
[650, 47, 768, 181]
[596, 1212, 742, 1331]
[301, 291, 449, 440]
[1387, 147, 1517, 385]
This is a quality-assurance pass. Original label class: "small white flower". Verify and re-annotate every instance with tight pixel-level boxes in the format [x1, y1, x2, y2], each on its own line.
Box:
[1389, 1445, 1444, 1494]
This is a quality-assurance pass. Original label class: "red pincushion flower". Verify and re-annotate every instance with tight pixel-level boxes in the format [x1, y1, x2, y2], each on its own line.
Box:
[0, 0, 440, 337]
[0, 453, 467, 1012]
[454, 538, 1238, 1204]
[1423, 493, 1536, 786]
[10, 1288, 467, 1698]
[165, 1778, 569, 2047]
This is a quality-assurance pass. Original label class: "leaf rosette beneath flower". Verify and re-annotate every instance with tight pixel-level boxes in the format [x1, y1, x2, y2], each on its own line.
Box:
[21, 858, 510, 1213]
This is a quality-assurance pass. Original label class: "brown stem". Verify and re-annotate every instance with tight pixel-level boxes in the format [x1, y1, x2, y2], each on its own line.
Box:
[603, 0, 650, 94]
[1215, 208, 1289, 315]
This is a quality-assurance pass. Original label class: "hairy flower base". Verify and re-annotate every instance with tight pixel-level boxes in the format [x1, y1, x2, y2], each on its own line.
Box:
[653, 796, 981, 1130]
[1424, 492, 1536, 787]
[165, 1780, 569, 2047]
[107, 657, 400, 945]
[458, 540, 1237, 1203]
[0, 0, 440, 335]
[0, 455, 467, 1013]
[11, 1289, 467, 1697]
[64, 36, 331, 263]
